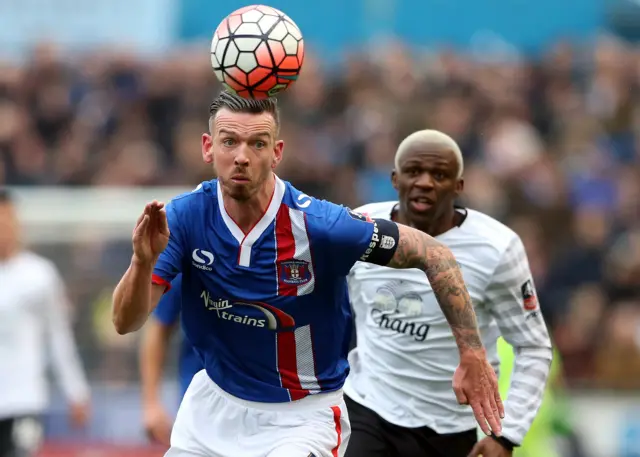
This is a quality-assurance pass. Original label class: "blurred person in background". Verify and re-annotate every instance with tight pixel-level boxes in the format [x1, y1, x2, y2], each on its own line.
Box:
[344, 131, 552, 457]
[140, 274, 202, 446]
[0, 188, 90, 457]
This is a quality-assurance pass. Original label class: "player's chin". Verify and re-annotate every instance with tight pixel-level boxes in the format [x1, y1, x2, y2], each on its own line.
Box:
[226, 181, 254, 200]
[406, 202, 436, 220]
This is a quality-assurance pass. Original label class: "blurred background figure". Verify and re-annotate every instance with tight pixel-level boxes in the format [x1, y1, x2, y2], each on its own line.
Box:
[0, 189, 90, 457]
[2, 0, 640, 456]
[139, 274, 201, 447]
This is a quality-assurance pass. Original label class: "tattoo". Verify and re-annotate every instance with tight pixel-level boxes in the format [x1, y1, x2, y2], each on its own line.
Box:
[387, 224, 483, 351]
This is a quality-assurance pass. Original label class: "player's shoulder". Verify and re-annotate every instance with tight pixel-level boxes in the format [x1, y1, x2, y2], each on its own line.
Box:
[352, 201, 397, 220]
[460, 208, 522, 252]
[281, 180, 371, 233]
[280, 180, 341, 220]
[167, 180, 218, 212]
[15, 251, 61, 281]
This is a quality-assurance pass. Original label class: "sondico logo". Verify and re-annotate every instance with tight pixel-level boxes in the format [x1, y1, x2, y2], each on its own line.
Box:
[296, 193, 311, 209]
[192, 249, 214, 271]
[201, 290, 295, 330]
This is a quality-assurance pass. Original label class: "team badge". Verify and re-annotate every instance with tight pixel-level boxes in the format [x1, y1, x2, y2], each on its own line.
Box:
[520, 279, 538, 311]
[278, 259, 312, 286]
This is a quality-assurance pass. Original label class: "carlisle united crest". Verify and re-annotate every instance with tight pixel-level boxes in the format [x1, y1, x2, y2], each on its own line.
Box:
[278, 259, 312, 286]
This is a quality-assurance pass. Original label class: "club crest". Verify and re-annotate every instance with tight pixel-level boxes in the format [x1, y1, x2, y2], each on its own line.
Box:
[278, 259, 312, 285]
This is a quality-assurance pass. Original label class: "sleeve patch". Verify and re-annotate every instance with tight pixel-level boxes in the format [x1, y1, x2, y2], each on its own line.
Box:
[520, 279, 538, 311]
[347, 208, 373, 223]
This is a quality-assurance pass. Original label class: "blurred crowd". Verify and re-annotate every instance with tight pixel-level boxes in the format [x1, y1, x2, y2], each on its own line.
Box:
[1, 37, 640, 389]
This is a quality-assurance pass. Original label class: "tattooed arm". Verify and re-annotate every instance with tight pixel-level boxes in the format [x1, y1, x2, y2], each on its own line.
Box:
[324, 205, 502, 435]
[386, 223, 483, 353]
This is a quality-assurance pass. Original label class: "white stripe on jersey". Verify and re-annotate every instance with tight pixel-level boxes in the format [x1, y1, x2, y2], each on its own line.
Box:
[294, 325, 321, 393]
[289, 208, 315, 296]
[344, 202, 552, 443]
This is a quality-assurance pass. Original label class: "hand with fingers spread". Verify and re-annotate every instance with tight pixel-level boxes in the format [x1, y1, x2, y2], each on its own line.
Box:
[453, 349, 504, 437]
[133, 201, 170, 265]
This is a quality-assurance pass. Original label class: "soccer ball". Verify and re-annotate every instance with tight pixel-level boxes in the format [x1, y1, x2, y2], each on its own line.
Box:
[211, 5, 305, 99]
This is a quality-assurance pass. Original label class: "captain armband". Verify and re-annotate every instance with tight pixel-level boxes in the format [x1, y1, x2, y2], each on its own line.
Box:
[358, 218, 399, 266]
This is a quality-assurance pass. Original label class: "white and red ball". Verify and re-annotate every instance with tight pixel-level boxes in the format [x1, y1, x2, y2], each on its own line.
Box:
[211, 5, 305, 99]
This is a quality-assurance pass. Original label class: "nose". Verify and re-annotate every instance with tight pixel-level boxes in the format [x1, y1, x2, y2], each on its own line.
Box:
[234, 144, 250, 166]
[414, 172, 434, 189]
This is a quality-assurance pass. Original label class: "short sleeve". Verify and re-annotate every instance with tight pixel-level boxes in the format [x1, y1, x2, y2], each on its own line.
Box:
[153, 202, 187, 289]
[152, 274, 183, 326]
[321, 205, 398, 276]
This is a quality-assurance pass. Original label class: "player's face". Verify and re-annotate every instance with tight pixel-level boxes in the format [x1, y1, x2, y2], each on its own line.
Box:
[391, 145, 463, 228]
[0, 201, 19, 259]
[202, 109, 283, 201]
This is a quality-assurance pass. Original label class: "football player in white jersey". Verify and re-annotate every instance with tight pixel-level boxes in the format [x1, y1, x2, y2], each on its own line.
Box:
[344, 130, 553, 457]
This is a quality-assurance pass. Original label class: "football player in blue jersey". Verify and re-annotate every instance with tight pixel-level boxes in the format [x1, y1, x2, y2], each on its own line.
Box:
[139, 274, 202, 446]
[113, 90, 504, 457]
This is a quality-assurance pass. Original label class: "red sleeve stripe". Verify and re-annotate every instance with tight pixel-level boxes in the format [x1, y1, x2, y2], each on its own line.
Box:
[152, 274, 172, 293]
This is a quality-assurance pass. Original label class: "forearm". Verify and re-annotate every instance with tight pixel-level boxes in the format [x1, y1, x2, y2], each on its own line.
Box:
[501, 346, 553, 443]
[140, 321, 172, 406]
[387, 224, 483, 353]
[112, 257, 155, 334]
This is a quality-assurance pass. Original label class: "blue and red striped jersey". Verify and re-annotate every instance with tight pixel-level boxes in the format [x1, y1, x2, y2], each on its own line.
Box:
[152, 176, 386, 403]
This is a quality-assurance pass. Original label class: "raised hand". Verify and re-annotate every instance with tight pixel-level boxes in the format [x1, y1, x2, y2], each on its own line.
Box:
[132, 201, 170, 265]
[453, 349, 504, 437]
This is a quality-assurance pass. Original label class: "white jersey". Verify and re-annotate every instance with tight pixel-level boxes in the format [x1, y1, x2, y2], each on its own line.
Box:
[0, 251, 89, 419]
[344, 202, 552, 444]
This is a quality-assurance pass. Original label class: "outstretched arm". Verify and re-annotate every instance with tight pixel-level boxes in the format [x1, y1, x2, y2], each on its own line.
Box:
[386, 224, 482, 352]
[321, 204, 502, 434]
[381, 222, 504, 436]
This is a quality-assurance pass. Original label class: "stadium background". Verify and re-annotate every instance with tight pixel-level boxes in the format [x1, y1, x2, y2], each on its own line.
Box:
[2, 0, 640, 455]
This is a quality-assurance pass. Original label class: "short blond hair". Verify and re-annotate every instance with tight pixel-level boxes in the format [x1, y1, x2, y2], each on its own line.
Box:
[394, 130, 464, 179]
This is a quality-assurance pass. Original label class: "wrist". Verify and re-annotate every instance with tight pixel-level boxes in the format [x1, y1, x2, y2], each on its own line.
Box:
[131, 254, 156, 271]
[458, 344, 486, 359]
[490, 433, 517, 451]
[142, 395, 162, 409]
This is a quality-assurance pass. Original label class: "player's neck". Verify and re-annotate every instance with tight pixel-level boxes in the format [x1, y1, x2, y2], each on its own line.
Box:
[223, 174, 276, 234]
[395, 206, 458, 237]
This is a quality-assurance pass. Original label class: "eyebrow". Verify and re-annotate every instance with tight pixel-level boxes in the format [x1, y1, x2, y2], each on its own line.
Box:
[218, 129, 271, 139]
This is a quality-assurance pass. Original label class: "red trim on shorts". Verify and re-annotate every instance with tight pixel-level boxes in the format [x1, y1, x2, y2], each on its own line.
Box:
[151, 274, 171, 293]
[330, 406, 342, 457]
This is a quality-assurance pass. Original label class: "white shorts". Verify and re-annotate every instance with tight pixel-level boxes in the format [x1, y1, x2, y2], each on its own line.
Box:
[166, 370, 350, 457]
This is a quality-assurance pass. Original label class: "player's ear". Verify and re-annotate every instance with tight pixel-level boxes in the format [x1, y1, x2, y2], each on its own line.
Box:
[272, 140, 284, 168]
[391, 169, 399, 190]
[455, 178, 464, 197]
[202, 133, 214, 164]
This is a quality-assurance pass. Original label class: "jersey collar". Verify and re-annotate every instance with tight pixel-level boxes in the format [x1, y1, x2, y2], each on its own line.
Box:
[217, 175, 286, 267]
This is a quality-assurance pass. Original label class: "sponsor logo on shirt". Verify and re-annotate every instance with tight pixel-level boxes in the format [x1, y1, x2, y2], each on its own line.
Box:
[369, 284, 430, 342]
[200, 291, 295, 330]
[359, 221, 380, 262]
[295, 193, 312, 209]
[192, 249, 214, 271]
